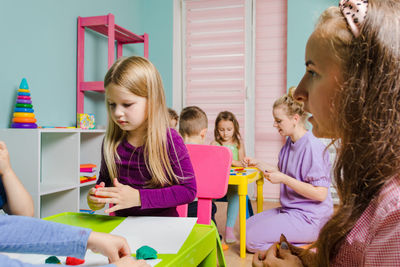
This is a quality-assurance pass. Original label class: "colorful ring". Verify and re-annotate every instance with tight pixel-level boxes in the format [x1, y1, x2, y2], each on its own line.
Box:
[17, 92, 30, 96]
[17, 96, 31, 100]
[13, 112, 35, 118]
[16, 99, 32, 104]
[11, 123, 38, 128]
[13, 117, 37, 123]
[16, 103, 33, 108]
[18, 89, 30, 93]
[14, 107, 34, 113]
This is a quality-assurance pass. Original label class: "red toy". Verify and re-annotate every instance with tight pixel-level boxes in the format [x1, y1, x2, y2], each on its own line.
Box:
[94, 184, 108, 198]
[66, 256, 85, 265]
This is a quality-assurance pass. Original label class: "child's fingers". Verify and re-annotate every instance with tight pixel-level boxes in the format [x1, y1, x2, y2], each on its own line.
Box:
[104, 204, 120, 214]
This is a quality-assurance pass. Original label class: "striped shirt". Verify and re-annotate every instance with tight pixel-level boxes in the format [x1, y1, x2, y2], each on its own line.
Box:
[332, 177, 400, 266]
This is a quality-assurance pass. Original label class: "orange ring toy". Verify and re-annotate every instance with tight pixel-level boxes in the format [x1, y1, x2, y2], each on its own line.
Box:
[13, 117, 37, 123]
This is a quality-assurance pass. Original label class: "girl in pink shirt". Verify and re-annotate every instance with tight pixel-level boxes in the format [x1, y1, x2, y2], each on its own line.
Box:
[253, 0, 400, 266]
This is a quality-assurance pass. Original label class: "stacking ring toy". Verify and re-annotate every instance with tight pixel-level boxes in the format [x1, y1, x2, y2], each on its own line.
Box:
[13, 117, 37, 123]
[16, 103, 32, 108]
[13, 112, 35, 118]
[11, 123, 38, 128]
[16, 99, 32, 104]
[14, 107, 34, 113]
[17, 92, 30, 96]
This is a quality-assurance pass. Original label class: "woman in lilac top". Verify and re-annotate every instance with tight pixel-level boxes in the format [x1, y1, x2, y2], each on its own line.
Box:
[244, 87, 333, 252]
[87, 56, 196, 217]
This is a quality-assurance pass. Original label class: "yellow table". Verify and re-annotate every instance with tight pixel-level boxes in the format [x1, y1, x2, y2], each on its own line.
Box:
[229, 167, 264, 258]
[44, 212, 218, 266]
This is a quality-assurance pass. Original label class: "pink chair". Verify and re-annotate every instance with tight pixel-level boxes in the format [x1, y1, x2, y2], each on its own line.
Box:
[177, 144, 232, 267]
[177, 144, 232, 224]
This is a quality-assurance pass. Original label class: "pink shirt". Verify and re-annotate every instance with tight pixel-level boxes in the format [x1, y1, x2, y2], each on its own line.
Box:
[331, 177, 400, 266]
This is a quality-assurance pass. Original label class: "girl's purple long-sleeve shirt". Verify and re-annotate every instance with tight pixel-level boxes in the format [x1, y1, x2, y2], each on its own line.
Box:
[98, 129, 197, 217]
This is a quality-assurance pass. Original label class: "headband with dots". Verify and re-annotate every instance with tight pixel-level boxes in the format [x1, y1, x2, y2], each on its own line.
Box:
[339, 0, 368, 37]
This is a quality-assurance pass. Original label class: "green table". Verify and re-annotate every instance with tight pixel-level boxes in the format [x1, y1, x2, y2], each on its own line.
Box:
[45, 212, 217, 267]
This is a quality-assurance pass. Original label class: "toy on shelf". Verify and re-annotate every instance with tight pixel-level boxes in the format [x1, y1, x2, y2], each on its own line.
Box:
[77, 113, 95, 129]
[80, 163, 96, 183]
[11, 78, 38, 129]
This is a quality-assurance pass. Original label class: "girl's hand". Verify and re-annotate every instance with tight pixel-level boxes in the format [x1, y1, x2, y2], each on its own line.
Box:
[242, 157, 257, 167]
[87, 182, 106, 210]
[95, 178, 141, 213]
[264, 170, 286, 184]
[252, 242, 303, 267]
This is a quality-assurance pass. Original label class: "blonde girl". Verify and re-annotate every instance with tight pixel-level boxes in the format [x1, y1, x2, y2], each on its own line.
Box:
[212, 110, 246, 243]
[245, 87, 332, 252]
[87, 56, 196, 217]
[254, 0, 400, 266]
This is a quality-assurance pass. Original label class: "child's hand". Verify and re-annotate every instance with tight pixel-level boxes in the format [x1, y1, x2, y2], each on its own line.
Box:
[264, 170, 285, 184]
[87, 182, 106, 210]
[95, 178, 141, 214]
[0, 141, 12, 176]
[242, 157, 257, 167]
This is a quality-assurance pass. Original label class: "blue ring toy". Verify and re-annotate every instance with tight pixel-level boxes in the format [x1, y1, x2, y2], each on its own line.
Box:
[17, 92, 30, 96]
[14, 107, 34, 113]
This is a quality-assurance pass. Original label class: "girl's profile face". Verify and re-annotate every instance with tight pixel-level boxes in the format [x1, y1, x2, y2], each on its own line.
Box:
[106, 83, 148, 135]
[217, 119, 235, 142]
[272, 106, 296, 137]
[294, 31, 342, 138]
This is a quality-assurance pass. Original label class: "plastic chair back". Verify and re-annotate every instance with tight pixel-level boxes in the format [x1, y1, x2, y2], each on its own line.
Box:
[183, 144, 232, 225]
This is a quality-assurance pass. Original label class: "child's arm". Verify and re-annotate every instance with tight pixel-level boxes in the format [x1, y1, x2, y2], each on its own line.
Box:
[265, 170, 328, 202]
[232, 141, 246, 167]
[0, 141, 34, 216]
[0, 215, 149, 267]
[242, 157, 279, 172]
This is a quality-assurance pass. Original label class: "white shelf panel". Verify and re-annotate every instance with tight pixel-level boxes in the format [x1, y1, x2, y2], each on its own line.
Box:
[40, 183, 78, 195]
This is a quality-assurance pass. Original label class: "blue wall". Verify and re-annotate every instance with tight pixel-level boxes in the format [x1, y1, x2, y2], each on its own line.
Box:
[287, 0, 338, 88]
[0, 0, 173, 128]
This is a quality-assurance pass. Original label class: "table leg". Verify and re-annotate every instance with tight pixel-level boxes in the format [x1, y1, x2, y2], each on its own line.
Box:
[256, 174, 264, 213]
[238, 183, 248, 258]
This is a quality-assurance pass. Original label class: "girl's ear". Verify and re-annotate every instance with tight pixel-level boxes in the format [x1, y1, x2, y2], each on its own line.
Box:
[292, 113, 300, 124]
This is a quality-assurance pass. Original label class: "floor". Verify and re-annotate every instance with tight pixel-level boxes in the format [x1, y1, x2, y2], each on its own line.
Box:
[214, 200, 281, 267]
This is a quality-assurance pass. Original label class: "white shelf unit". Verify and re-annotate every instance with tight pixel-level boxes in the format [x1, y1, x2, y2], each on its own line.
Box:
[0, 129, 105, 218]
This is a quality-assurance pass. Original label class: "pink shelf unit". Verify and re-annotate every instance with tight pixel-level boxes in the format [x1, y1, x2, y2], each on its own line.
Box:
[77, 13, 149, 114]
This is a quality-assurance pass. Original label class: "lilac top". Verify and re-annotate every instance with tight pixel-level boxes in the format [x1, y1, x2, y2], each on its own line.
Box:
[98, 129, 197, 217]
[278, 131, 333, 226]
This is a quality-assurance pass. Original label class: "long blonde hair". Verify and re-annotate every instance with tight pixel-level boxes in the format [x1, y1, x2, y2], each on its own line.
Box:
[103, 56, 180, 187]
[310, 1, 400, 265]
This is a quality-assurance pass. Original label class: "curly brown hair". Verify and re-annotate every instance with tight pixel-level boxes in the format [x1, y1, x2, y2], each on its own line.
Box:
[310, 1, 400, 265]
